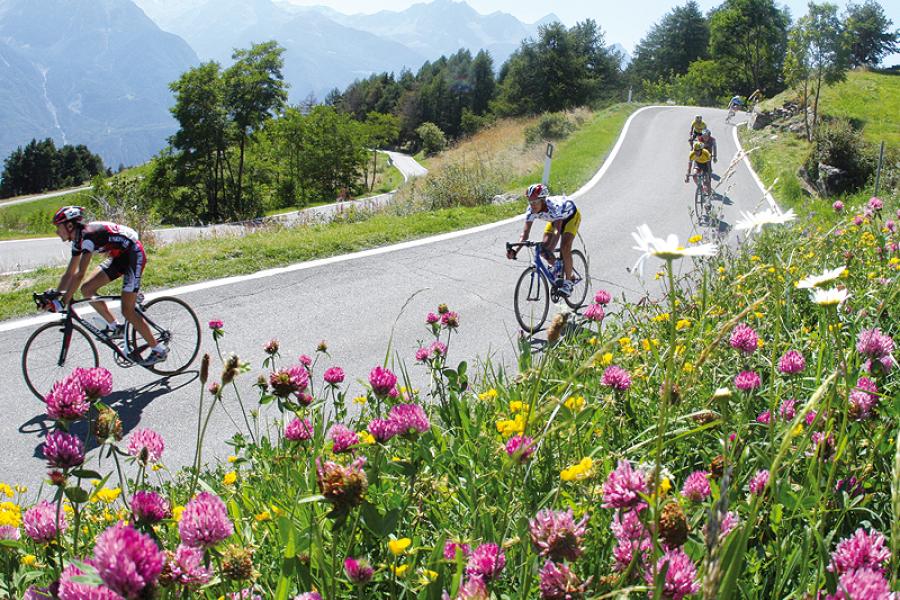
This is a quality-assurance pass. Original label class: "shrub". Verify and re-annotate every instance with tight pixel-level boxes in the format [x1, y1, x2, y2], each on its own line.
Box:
[416, 122, 447, 156]
[803, 119, 876, 195]
[421, 154, 503, 209]
[524, 112, 575, 144]
[460, 109, 496, 137]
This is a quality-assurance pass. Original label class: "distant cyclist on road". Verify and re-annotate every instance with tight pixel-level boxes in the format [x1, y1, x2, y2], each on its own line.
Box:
[689, 115, 707, 146]
[685, 142, 713, 192]
[46, 206, 168, 365]
[506, 183, 581, 298]
[748, 88, 763, 108]
[697, 129, 717, 163]
[728, 95, 743, 111]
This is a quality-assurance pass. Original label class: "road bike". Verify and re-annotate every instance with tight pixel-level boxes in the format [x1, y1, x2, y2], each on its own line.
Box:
[691, 168, 714, 225]
[505, 239, 590, 334]
[22, 291, 201, 399]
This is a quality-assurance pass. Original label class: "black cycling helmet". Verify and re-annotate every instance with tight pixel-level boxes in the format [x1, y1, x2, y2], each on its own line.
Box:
[52, 205, 85, 226]
[526, 183, 549, 201]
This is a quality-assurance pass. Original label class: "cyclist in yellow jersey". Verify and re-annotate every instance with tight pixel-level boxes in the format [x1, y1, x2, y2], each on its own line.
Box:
[685, 142, 712, 193]
[688, 115, 706, 146]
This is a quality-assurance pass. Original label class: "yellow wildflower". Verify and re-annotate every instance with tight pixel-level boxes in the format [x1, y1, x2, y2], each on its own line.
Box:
[255, 511, 271, 522]
[751, 255, 760, 262]
[688, 234, 703, 244]
[389, 538, 412, 555]
[14, 485, 27, 494]
[478, 389, 498, 402]
[0, 483, 13, 498]
[358, 431, 376, 445]
[172, 505, 185, 522]
[641, 338, 652, 352]
[560, 457, 593, 482]
[676, 319, 691, 331]
[0, 502, 21, 528]
[718, 266, 725, 273]
[92, 487, 122, 504]
[757, 338, 764, 349]
[21, 554, 37, 567]
[391, 564, 409, 576]
[508, 400, 527, 414]
[419, 568, 439, 584]
[223, 471, 237, 486]
[227, 455, 238, 463]
[767, 267, 775, 273]
[682, 362, 694, 373]
[496, 414, 527, 437]
[353, 395, 367, 405]
[658, 477, 672, 496]
[588, 336, 598, 346]
[652, 313, 670, 323]
[564, 396, 585, 412]
[791, 423, 804, 437]
[602, 352, 614, 365]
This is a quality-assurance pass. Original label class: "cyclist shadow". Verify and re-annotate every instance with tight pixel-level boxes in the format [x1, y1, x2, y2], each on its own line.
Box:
[22, 372, 199, 459]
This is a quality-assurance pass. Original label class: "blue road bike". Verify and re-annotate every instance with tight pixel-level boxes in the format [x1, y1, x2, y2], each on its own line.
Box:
[506, 239, 590, 334]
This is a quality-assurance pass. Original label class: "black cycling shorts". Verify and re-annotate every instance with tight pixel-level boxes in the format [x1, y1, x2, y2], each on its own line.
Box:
[695, 161, 712, 174]
[99, 241, 146, 293]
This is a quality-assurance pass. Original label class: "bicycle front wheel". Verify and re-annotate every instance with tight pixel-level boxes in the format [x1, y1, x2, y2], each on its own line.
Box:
[22, 322, 99, 400]
[564, 250, 590, 309]
[514, 266, 550, 334]
[129, 296, 200, 375]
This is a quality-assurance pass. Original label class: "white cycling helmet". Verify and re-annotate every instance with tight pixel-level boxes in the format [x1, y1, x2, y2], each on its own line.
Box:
[526, 183, 549, 201]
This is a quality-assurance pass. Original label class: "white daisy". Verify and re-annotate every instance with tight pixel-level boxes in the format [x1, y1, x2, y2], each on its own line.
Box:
[734, 207, 796, 234]
[631, 224, 718, 277]
[809, 287, 849, 307]
[796, 266, 846, 289]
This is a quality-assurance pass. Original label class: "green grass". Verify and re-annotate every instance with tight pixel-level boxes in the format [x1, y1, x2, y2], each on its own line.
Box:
[743, 69, 898, 214]
[510, 103, 638, 195]
[0, 189, 94, 239]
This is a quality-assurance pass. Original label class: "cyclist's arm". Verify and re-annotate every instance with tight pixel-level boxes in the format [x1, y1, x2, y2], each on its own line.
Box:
[519, 219, 534, 242]
[58, 253, 92, 305]
[686, 158, 695, 178]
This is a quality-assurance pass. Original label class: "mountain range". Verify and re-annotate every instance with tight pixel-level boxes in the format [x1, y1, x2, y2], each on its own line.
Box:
[0, 0, 197, 169]
[1, 0, 620, 170]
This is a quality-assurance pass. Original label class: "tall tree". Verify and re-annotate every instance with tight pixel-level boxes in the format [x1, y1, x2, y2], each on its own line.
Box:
[497, 20, 619, 115]
[168, 61, 229, 221]
[709, 0, 790, 94]
[843, 0, 899, 67]
[628, 1, 710, 85]
[224, 41, 288, 215]
[790, 3, 849, 140]
[470, 50, 495, 116]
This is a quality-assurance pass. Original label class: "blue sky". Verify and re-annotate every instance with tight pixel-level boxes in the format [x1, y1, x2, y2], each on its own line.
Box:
[291, 0, 899, 63]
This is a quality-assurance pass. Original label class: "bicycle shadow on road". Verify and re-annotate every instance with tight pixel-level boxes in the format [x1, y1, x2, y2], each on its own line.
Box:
[21, 372, 199, 459]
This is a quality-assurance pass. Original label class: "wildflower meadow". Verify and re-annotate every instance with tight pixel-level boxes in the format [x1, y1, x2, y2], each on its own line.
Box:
[0, 194, 897, 599]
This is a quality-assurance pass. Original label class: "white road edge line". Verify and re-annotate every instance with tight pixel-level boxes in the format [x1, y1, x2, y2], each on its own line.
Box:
[1, 105, 658, 334]
[732, 121, 781, 213]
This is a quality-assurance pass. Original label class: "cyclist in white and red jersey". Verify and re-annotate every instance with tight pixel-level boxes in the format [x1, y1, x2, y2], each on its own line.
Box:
[48, 206, 167, 365]
[506, 183, 581, 297]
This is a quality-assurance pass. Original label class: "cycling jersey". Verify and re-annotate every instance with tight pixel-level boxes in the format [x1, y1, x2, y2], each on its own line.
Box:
[526, 196, 576, 224]
[689, 149, 712, 164]
[72, 222, 140, 257]
[690, 120, 707, 135]
[729, 96, 742, 106]
[72, 222, 146, 293]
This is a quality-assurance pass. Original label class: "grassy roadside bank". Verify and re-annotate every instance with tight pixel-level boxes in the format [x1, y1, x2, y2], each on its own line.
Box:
[738, 70, 897, 217]
[0, 103, 639, 321]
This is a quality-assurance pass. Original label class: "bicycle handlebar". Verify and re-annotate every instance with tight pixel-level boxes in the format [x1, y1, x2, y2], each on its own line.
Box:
[506, 241, 541, 250]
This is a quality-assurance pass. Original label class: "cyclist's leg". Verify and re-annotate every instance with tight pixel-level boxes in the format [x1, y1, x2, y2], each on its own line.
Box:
[542, 222, 559, 267]
[559, 211, 581, 280]
[81, 267, 116, 325]
[119, 245, 157, 349]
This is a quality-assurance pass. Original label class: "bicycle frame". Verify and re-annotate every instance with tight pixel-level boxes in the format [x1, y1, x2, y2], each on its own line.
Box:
[53, 295, 160, 368]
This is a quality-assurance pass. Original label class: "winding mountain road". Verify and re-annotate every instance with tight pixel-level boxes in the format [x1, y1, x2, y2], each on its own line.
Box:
[0, 106, 763, 491]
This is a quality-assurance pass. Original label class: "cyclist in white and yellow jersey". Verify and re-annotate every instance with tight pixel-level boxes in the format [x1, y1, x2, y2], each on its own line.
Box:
[506, 183, 581, 297]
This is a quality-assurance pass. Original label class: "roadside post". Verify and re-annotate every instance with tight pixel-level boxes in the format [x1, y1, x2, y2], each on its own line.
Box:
[874, 141, 884, 196]
[542, 143, 554, 186]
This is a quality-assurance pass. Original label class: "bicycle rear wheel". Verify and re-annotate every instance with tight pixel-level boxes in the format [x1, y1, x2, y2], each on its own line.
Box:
[514, 266, 550, 334]
[563, 250, 590, 309]
[129, 296, 200, 375]
[22, 321, 99, 400]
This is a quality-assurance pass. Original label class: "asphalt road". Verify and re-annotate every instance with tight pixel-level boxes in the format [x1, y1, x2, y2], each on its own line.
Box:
[0, 106, 762, 491]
